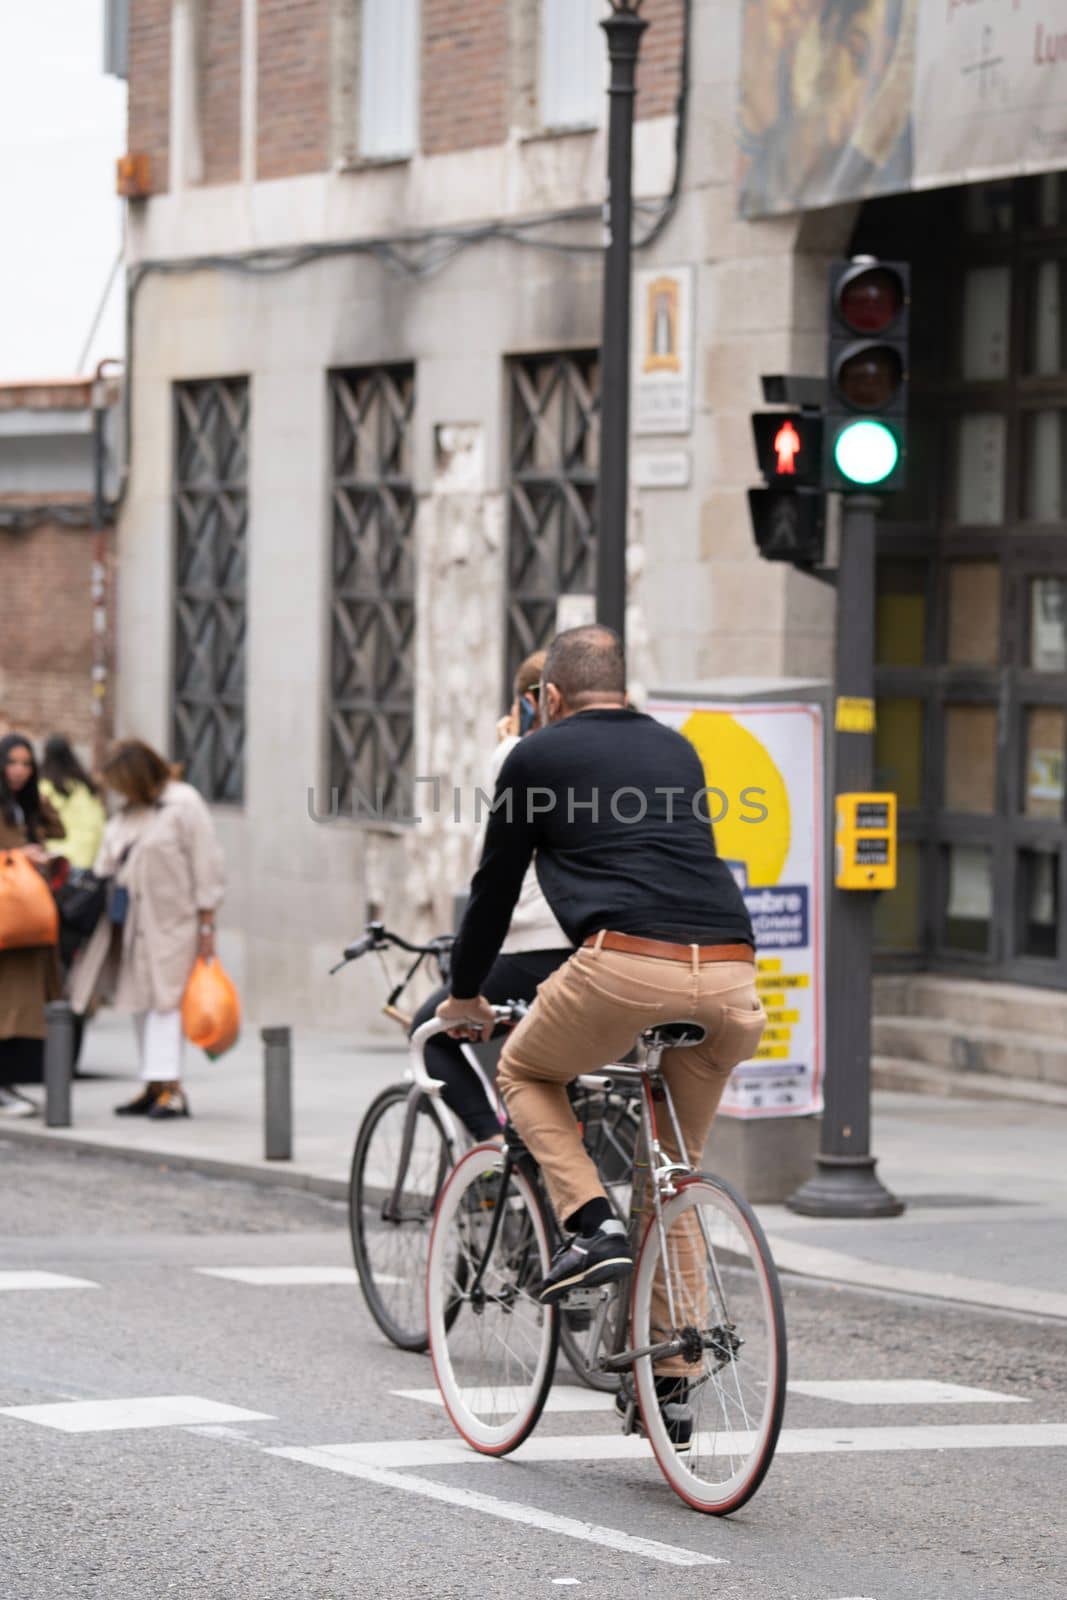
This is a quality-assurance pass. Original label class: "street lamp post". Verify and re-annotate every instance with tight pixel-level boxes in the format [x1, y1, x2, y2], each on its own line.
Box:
[596, 0, 648, 647]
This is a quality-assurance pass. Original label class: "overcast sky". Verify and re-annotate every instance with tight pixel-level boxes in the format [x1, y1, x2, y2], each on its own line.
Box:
[0, 0, 126, 381]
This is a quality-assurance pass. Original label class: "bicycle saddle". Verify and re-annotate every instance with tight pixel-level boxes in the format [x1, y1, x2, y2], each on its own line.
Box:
[640, 1020, 707, 1050]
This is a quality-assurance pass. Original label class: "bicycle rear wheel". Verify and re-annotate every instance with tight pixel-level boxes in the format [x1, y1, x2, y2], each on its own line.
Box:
[632, 1173, 786, 1515]
[349, 1084, 453, 1352]
[427, 1143, 558, 1455]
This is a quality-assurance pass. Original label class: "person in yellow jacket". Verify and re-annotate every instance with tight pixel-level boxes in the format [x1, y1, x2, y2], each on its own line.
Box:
[38, 736, 106, 871]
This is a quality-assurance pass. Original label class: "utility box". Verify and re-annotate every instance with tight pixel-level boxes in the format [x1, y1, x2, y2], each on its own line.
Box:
[835, 792, 896, 890]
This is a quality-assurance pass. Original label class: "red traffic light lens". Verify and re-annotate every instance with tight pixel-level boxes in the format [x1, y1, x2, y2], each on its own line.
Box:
[836, 344, 903, 410]
[839, 267, 904, 334]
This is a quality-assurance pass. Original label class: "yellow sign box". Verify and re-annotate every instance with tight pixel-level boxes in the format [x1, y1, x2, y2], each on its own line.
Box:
[835, 792, 897, 891]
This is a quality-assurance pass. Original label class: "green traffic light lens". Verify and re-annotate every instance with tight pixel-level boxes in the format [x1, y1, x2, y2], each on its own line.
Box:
[833, 419, 899, 486]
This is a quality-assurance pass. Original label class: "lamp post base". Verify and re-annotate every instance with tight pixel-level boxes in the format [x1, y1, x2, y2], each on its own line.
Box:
[786, 1153, 904, 1218]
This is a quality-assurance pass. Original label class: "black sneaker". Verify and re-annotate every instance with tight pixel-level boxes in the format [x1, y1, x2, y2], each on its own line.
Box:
[615, 1379, 694, 1454]
[114, 1085, 161, 1117]
[538, 1225, 632, 1305]
[147, 1085, 191, 1120]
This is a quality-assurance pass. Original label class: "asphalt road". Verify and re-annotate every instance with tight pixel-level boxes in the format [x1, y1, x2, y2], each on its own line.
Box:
[1, 1140, 1064, 1600]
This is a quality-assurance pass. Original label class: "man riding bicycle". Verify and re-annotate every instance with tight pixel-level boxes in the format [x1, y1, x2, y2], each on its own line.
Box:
[437, 625, 765, 1364]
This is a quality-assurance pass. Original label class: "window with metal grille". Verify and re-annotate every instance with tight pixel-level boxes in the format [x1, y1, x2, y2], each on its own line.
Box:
[328, 366, 416, 820]
[506, 350, 600, 684]
[172, 378, 248, 805]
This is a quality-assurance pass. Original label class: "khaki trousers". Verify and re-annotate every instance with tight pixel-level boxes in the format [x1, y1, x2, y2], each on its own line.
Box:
[497, 939, 766, 1372]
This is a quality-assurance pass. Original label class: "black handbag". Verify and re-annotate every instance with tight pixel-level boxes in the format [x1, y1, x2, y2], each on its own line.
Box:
[55, 869, 109, 938]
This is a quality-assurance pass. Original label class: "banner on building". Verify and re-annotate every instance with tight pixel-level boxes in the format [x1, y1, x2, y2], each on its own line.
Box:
[632, 266, 693, 435]
[738, 1, 1067, 219]
[649, 698, 825, 1119]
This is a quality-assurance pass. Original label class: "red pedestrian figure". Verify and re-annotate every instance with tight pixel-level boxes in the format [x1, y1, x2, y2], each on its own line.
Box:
[774, 419, 801, 476]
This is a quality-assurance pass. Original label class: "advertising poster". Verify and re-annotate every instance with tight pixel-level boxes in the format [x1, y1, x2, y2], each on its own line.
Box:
[738, 0, 1067, 218]
[648, 699, 825, 1119]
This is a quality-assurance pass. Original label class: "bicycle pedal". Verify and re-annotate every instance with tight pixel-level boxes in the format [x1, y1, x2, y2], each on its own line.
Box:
[559, 1286, 602, 1311]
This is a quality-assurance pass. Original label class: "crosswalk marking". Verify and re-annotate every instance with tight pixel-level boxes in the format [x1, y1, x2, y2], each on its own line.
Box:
[392, 1386, 615, 1414]
[300, 1421, 1067, 1471]
[0, 1271, 98, 1292]
[196, 1266, 368, 1287]
[0, 1396, 273, 1433]
[268, 1446, 725, 1568]
[788, 1380, 1029, 1406]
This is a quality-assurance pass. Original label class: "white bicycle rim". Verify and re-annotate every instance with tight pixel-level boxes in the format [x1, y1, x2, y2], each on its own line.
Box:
[632, 1175, 786, 1514]
[427, 1143, 558, 1455]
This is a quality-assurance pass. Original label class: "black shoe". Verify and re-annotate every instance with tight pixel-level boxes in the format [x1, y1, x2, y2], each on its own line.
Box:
[114, 1085, 161, 1117]
[147, 1085, 190, 1120]
[538, 1225, 632, 1305]
[615, 1379, 694, 1454]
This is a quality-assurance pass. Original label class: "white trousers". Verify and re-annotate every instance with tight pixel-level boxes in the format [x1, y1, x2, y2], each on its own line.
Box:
[133, 1009, 185, 1084]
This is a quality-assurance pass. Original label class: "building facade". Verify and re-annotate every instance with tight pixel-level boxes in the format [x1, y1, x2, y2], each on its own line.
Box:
[114, 0, 1066, 1023]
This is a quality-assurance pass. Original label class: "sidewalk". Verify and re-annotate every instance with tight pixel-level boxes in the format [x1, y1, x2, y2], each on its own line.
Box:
[5, 1013, 1066, 1322]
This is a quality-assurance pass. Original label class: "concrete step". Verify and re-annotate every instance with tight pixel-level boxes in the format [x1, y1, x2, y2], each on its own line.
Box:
[874, 974, 1067, 1038]
[872, 1055, 1067, 1108]
[872, 1015, 1067, 1087]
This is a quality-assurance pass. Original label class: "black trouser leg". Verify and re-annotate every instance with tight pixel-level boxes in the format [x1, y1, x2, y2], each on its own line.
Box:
[410, 949, 571, 1142]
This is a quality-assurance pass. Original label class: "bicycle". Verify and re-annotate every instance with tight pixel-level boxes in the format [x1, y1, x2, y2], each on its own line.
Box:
[336, 925, 640, 1387]
[425, 1014, 788, 1515]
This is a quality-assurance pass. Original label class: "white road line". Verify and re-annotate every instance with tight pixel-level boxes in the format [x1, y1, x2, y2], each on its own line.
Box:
[762, 1234, 1067, 1321]
[268, 1446, 724, 1568]
[392, 1386, 615, 1414]
[0, 1271, 98, 1291]
[297, 1421, 1067, 1471]
[0, 1396, 274, 1433]
[788, 1380, 1029, 1406]
[195, 1266, 379, 1286]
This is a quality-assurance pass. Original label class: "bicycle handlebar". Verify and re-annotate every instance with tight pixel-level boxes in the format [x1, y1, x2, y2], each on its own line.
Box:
[331, 922, 456, 974]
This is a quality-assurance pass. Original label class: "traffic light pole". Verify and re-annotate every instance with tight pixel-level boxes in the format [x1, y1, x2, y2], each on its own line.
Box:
[788, 494, 904, 1218]
[595, 7, 647, 646]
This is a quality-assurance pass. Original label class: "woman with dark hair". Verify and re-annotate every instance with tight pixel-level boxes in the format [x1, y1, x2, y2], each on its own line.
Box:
[0, 733, 65, 1116]
[70, 738, 225, 1120]
[39, 735, 106, 871]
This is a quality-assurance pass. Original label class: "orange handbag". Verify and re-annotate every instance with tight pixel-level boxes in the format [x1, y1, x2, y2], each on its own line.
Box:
[0, 849, 60, 951]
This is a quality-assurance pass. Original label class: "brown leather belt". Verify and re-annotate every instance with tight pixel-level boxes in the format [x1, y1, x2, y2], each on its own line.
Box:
[582, 931, 755, 964]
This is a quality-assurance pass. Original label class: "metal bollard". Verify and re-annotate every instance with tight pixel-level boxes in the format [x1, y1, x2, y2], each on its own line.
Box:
[44, 1001, 75, 1128]
[262, 1026, 292, 1161]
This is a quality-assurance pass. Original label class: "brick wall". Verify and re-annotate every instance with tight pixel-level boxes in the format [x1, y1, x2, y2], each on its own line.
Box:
[422, 0, 509, 156]
[636, 0, 684, 121]
[0, 524, 114, 760]
[256, 0, 330, 179]
[200, 0, 243, 185]
[128, 0, 172, 191]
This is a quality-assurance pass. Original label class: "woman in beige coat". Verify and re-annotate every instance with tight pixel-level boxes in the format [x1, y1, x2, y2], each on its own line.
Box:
[71, 740, 225, 1120]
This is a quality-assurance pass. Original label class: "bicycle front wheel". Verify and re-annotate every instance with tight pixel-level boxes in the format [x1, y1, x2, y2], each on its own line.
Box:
[349, 1084, 453, 1352]
[427, 1143, 558, 1455]
[632, 1173, 786, 1515]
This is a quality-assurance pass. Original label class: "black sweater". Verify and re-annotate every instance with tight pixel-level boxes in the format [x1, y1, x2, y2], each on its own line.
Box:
[450, 708, 754, 998]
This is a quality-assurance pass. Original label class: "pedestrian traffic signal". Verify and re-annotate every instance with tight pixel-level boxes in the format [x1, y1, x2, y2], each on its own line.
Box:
[825, 257, 909, 492]
[748, 487, 825, 566]
[751, 411, 823, 487]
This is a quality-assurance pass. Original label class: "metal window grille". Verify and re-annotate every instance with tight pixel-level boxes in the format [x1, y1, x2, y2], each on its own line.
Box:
[506, 350, 600, 683]
[328, 366, 416, 819]
[172, 378, 249, 805]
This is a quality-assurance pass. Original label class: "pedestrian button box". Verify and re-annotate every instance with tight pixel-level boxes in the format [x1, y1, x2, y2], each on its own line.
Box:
[835, 792, 896, 890]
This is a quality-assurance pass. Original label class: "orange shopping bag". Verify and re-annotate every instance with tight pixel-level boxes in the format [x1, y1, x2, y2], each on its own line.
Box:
[181, 956, 241, 1059]
[0, 850, 59, 950]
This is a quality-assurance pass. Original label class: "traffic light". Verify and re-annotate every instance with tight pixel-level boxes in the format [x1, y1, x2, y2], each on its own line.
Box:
[824, 257, 909, 492]
[747, 486, 825, 566]
[751, 411, 823, 487]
